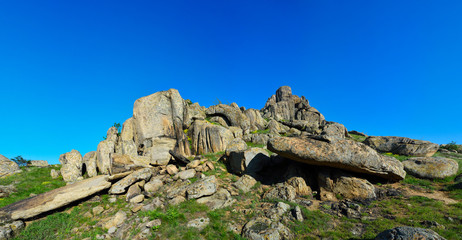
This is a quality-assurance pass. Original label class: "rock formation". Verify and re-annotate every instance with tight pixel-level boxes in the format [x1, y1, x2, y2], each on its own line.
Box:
[364, 136, 439, 157]
[0, 155, 21, 178]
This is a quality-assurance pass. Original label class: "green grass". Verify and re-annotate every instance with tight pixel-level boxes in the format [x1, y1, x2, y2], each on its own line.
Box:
[250, 129, 270, 134]
[348, 133, 367, 142]
[0, 165, 65, 208]
[13, 205, 105, 240]
[245, 142, 265, 148]
[382, 152, 411, 161]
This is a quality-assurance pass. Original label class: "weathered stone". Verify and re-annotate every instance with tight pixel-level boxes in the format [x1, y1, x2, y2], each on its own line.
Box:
[96, 140, 115, 175]
[349, 130, 367, 137]
[186, 175, 217, 199]
[187, 160, 201, 169]
[242, 217, 293, 240]
[27, 160, 49, 167]
[245, 108, 267, 132]
[268, 137, 406, 181]
[126, 184, 141, 202]
[106, 126, 119, 143]
[0, 185, 16, 198]
[0, 220, 24, 240]
[50, 169, 60, 179]
[92, 206, 104, 215]
[321, 122, 348, 139]
[318, 168, 376, 201]
[0, 175, 111, 222]
[189, 120, 234, 155]
[166, 165, 178, 175]
[233, 174, 257, 193]
[375, 226, 446, 240]
[168, 196, 186, 205]
[144, 179, 163, 195]
[83, 151, 98, 178]
[228, 148, 270, 175]
[196, 189, 235, 210]
[59, 150, 84, 182]
[143, 138, 176, 166]
[176, 169, 196, 180]
[109, 168, 152, 194]
[130, 194, 145, 204]
[0, 155, 21, 178]
[293, 206, 303, 222]
[225, 138, 248, 157]
[120, 140, 137, 157]
[121, 117, 135, 142]
[209, 116, 229, 127]
[206, 104, 251, 133]
[183, 102, 206, 129]
[286, 177, 311, 197]
[403, 157, 458, 179]
[364, 136, 439, 157]
[187, 217, 210, 231]
[103, 211, 127, 230]
[263, 184, 296, 201]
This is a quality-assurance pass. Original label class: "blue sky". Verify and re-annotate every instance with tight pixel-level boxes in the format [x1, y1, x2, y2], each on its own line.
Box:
[1, 1, 461, 164]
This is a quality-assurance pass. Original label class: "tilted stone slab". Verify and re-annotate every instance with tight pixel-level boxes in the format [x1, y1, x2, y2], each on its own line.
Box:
[267, 137, 406, 181]
[109, 168, 152, 194]
[363, 136, 439, 157]
[0, 175, 111, 223]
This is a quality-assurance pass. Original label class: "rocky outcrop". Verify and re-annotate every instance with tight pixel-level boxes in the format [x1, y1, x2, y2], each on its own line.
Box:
[261, 86, 325, 131]
[0, 175, 111, 223]
[318, 168, 376, 201]
[268, 137, 406, 181]
[83, 151, 98, 178]
[133, 89, 190, 164]
[27, 160, 49, 167]
[59, 150, 83, 182]
[364, 136, 439, 157]
[244, 108, 267, 132]
[206, 104, 251, 134]
[109, 168, 152, 194]
[183, 102, 206, 129]
[227, 148, 270, 175]
[189, 120, 234, 155]
[375, 226, 446, 240]
[0, 155, 21, 178]
[403, 157, 458, 179]
[96, 140, 115, 175]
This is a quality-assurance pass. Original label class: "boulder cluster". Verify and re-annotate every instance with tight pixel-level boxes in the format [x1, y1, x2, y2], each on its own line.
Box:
[0, 86, 455, 240]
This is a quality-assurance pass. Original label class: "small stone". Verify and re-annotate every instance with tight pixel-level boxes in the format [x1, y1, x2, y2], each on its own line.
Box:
[206, 162, 214, 170]
[166, 165, 179, 175]
[293, 206, 304, 221]
[187, 217, 210, 231]
[50, 169, 60, 179]
[187, 160, 201, 169]
[176, 169, 196, 180]
[93, 206, 104, 215]
[131, 204, 143, 213]
[146, 219, 161, 228]
[83, 212, 93, 218]
[108, 226, 117, 234]
[109, 197, 117, 203]
[168, 196, 186, 205]
[130, 194, 145, 204]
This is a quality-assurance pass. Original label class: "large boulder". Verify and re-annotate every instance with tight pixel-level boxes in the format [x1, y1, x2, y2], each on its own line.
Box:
[375, 226, 446, 240]
[96, 140, 115, 175]
[183, 102, 206, 129]
[0, 155, 21, 178]
[189, 120, 234, 155]
[364, 136, 439, 157]
[261, 86, 325, 132]
[133, 89, 190, 162]
[206, 104, 251, 134]
[0, 175, 111, 223]
[227, 148, 270, 175]
[59, 150, 83, 182]
[27, 160, 49, 167]
[403, 157, 458, 179]
[268, 137, 406, 181]
[120, 117, 135, 142]
[244, 108, 267, 132]
[83, 151, 97, 178]
[318, 168, 376, 201]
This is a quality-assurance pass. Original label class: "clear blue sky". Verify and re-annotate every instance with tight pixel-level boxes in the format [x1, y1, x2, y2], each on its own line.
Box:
[1, 1, 461, 164]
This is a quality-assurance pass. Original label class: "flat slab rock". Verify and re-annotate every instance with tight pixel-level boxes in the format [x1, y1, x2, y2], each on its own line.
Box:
[268, 137, 406, 181]
[403, 157, 458, 179]
[364, 136, 439, 157]
[0, 175, 111, 223]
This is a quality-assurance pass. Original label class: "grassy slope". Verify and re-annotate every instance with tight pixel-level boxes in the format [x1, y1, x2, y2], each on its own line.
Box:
[6, 150, 462, 240]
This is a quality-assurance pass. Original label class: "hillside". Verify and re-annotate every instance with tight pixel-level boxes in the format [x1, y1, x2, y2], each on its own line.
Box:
[1, 86, 461, 240]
